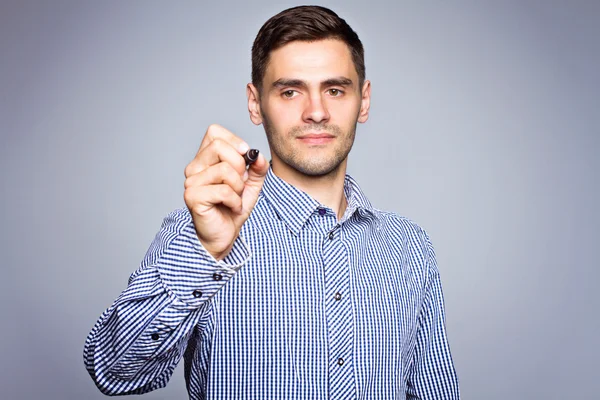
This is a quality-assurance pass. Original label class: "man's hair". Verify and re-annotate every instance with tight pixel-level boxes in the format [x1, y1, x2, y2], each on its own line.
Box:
[251, 5, 365, 92]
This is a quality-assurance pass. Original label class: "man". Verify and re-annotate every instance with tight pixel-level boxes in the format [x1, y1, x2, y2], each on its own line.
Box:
[84, 5, 459, 399]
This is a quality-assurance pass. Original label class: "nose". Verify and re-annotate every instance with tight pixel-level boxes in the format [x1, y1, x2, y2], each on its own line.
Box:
[301, 94, 330, 124]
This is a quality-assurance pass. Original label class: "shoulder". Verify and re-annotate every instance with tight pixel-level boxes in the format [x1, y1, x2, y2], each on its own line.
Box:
[371, 209, 437, 272]
[374, 210, 430, 247]
[345, 174, 432, 250]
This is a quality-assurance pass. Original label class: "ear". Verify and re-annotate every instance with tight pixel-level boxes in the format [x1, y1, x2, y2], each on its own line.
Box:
[357, 80, 371, 123]
[247, 83, 263, 125]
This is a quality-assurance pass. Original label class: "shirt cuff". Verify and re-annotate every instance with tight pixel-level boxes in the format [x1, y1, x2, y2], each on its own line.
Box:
[156, 220, 251, 308]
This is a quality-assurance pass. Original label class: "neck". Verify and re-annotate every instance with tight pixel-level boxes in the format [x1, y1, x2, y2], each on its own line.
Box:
[271, 158, 348, 220]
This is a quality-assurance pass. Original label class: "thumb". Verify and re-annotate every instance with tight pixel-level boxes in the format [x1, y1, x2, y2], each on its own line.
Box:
[240, 152, 269, 214]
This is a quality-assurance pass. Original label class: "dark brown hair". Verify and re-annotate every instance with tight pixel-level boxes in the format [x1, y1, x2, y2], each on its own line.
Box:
[251, 5, 365, 92]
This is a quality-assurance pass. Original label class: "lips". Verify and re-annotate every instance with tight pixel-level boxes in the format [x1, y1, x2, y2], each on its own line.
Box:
[298, 133, 335, 139]
[297, 133, 335, 145]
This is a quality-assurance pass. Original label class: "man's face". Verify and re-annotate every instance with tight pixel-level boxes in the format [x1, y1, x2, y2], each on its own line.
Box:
[250, 39, 370, 177]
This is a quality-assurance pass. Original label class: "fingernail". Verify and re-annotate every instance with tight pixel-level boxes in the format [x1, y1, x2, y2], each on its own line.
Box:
[243, 170, 249, 181]
[239, 142, 250, 153]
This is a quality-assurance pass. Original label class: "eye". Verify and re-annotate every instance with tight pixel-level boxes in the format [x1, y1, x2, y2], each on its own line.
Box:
[328, 88, 343, 97]
[282, 90, 297, 98]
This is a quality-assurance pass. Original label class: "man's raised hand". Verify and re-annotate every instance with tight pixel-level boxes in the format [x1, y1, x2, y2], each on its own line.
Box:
[183, 124, 269, 260]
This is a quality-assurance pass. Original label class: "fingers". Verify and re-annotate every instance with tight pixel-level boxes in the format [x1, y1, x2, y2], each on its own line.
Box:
[185, 138, 247, 178]
[184, 162, 245, 196]
[185, 184, 243, 215]
[184, 124, 269, 219]
[246, 152, 270, 182]
[198, 124, 249, 155]
[241, 152, 270, 213]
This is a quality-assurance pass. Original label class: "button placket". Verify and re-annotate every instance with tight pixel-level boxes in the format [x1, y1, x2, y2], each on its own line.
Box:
[322, 223, 355, 398]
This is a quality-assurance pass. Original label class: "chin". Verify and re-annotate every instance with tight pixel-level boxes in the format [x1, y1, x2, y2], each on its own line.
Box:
[289, 158, 344, 177]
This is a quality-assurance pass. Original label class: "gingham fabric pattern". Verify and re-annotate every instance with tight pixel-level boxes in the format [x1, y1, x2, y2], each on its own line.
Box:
[84, 167, 460, 399]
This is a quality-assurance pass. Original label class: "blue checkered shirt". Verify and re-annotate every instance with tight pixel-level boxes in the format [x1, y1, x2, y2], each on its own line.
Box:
[84, 167, 460, 399]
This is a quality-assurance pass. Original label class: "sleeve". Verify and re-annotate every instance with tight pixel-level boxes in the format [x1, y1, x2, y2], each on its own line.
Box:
[406, 232, 460, 399]
[83, 207, 251, 395]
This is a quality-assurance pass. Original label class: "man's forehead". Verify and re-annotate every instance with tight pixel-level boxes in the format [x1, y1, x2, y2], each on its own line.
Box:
[264, 39, 357, 83]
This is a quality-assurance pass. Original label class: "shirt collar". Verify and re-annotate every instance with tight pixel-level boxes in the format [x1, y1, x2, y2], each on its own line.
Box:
[260, 167, 377, 235]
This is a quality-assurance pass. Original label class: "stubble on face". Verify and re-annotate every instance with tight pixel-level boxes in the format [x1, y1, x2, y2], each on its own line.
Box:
[261, 108, 358, 177]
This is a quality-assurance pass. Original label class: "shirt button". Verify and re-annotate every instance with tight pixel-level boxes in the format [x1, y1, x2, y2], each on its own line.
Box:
[318, 208, 326, 216]
[151, 333, 159, 341]
[212, 273, 223, 281]
[337, 358, 344, 366]
[192, 289, 203, 298]
[328, 231, 334, 240]
[334, 292, 342, 301]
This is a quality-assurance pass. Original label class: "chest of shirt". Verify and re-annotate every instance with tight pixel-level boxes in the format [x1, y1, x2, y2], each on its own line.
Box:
[207, 215, 426, 362]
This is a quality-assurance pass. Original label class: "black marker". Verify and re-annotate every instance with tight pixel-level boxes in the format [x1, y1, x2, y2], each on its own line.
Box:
[244, 149, 260, 166]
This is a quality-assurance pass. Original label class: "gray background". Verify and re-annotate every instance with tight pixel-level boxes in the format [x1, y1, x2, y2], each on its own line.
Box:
[1, 1, 598, 399]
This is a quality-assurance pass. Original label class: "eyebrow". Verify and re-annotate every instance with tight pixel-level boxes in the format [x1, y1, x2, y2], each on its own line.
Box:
[272, 77, 354, 90]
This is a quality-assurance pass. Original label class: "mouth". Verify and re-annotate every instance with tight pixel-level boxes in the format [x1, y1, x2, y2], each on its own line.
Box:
[297, 133, 335, 145]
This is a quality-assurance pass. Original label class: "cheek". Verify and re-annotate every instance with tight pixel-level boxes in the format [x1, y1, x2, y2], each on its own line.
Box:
[268, 101, 302, 127]
[328, 100, 360, 124]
